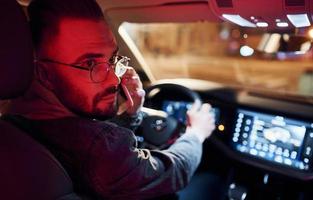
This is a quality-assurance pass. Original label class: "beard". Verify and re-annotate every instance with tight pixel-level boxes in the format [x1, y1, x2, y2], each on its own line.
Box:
[55, 81, 119, 120]
[91, 85, 119, 120]
[91, 95, 118, 120]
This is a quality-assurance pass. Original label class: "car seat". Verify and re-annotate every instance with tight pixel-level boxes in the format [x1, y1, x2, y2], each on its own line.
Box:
[0, 0, 81, 199]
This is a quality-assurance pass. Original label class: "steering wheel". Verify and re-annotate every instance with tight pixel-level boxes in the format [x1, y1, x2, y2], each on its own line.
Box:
[138, 83, 202, 149]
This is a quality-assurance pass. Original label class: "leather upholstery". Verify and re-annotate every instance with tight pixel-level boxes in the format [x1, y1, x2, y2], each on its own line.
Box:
[0, 0, 80, 199]
[0, 120, 80, 200]
[0, 0, 33, 99]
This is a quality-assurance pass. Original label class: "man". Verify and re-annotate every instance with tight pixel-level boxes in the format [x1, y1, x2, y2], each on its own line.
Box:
[5, 0, 216, 199]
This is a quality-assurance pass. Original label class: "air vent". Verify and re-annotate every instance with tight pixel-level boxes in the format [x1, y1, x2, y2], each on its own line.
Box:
[217, 0, 233, 8]
[285, 0, 305, 7]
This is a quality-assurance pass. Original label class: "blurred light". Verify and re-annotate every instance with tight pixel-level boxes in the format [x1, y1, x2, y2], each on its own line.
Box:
[231, 29, 241, 38]
[250, 16, 255, 20]
[222, 14, 256, 27]
[258, 33, 271, 51]
[283, 34, 290, 41]
[308, 28, 313, 39]
[218, 125, 225, 131]
[256, 22, 269, 27]
[240, 45, 254, 57]
[243, 34, 248, 39]
[263, 174, 269, 184]
[275, 19, 281, 22]
[287, 14, 311, 28]
[220, 28, 230, 40]
[301, 41, 311, 52]
[258, 33, 281, 53]
[277, 22, 289, 27]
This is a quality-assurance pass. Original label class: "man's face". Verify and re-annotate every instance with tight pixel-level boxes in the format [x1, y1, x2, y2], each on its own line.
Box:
[40, 18, 120, 119]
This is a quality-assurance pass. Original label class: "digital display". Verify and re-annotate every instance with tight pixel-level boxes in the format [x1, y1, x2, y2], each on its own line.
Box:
[232, 109, 313, 171]
[162, 101, 219, 124]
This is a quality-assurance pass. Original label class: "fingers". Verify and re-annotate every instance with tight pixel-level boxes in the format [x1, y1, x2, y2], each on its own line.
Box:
[128, 89, 146, 100]
[118, 67, 145, 115]
[201, 103, 212, 113]
[186, 102, 216, 142]
[120, 67, 144, 98]
[121, 66, 138, 78]
[121, 76, 142, 87]
[189, 100, 202, 113]
[188, 102, 211, 114]
[121, 67, 143, 90]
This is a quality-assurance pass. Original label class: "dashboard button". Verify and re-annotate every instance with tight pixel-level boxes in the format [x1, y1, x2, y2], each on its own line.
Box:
[275, 147, 283, 155]
[274, 156, 283, 163]
[291, 151, 297, 160]
[269, 144, 276, 153]
[305, 147, 312, 156]
[262, 144, 269, 152]
[284, 158, 292, 166]
[299, 162, 305, 170]
[256, 143, 262, 150]
[283, 149, 290, 157]
[250, 149, 258, 156]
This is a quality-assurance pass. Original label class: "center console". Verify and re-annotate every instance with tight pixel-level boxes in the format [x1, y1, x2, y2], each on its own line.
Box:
[231, 109, 313, 171]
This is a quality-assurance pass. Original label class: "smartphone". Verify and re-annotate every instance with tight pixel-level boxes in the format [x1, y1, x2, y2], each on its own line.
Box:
[115, 56, 134, 115]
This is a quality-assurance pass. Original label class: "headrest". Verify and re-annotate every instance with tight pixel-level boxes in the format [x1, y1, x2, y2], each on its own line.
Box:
[0, 0, 34, 100]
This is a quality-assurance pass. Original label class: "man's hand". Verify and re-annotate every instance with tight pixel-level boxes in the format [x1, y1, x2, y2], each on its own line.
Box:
[119, 67, 145, 116]
[186, 102, 216, 143]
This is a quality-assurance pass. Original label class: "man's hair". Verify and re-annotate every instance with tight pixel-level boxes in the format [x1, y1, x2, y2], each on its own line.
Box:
[28, 0, 104, 48]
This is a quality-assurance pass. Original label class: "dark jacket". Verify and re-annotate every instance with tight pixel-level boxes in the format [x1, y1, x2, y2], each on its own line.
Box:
[13, 116, 202, 200]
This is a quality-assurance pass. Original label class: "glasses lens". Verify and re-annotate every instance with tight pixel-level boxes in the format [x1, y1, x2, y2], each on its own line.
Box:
[90, 63, 110, 83]
[114, 57, 130, 78]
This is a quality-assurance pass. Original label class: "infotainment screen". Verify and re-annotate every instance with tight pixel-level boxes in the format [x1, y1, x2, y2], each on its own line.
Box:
[232, 109, 313, 171]
[162, 101, 219, 124]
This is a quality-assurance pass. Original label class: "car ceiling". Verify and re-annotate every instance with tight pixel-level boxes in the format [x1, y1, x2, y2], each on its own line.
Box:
[96, 0, 220, 24]
[97, 0, 313, 31]
[97, 0, 208, 9]
[17, 0, 313, 31]
[17, 0, 220, 23]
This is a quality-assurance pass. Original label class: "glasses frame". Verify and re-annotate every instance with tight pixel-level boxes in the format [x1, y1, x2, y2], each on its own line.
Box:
[35, 55, 130, 83]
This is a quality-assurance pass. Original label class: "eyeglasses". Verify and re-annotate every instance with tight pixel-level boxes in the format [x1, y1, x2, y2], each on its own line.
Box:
[36, 55, 130, 83]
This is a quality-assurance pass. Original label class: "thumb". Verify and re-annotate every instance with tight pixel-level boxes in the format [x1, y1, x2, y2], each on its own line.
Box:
[189, 100, 201, 113]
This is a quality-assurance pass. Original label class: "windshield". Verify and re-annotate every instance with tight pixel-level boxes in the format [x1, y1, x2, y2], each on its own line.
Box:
[120, 22, 313, 99]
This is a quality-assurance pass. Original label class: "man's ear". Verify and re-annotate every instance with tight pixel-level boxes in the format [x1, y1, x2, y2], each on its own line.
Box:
[35, 62, 55, 91]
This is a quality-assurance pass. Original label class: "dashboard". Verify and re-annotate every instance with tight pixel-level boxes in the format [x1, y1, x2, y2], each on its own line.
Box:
[158, 87, 313, 181]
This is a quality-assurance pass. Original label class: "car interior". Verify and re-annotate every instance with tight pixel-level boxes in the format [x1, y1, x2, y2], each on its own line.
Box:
[2, 0, 313, 199]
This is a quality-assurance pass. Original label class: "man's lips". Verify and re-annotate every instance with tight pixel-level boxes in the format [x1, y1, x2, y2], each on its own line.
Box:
[99, 93, 116, 101]
[93, 85, 118, 105]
